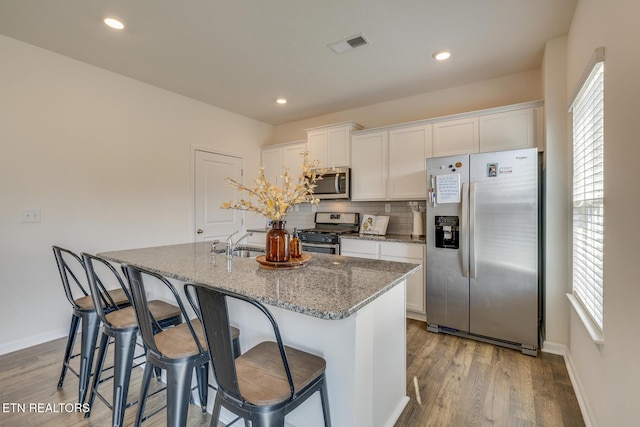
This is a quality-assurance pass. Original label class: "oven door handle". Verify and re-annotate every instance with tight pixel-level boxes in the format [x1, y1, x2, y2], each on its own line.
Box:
[301, 242, 340, 253]
[301, 242, 339, 248]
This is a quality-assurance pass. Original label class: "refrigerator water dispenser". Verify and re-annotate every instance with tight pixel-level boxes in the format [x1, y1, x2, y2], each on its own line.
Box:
[434, 216, 459, 249]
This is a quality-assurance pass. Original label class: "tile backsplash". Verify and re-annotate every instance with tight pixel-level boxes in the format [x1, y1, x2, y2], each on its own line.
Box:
[280, 200, 427, 235]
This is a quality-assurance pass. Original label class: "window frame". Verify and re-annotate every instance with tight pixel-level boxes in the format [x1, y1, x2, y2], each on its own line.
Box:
[567, 47, 605, 345]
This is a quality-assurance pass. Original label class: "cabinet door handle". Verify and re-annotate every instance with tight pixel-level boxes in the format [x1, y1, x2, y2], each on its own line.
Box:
[196, 229, 203, 234]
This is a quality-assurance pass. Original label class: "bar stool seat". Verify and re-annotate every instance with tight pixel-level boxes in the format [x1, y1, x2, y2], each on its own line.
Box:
[105, 300, 180, 329]
[75, 288, 129, 310]
[236, 341, 326, 406]
[154, 319, 239, 359]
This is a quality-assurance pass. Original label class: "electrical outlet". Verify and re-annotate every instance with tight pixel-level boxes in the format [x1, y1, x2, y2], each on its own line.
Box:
[21, 209, 41, 223]
[385, 203, 391, 213]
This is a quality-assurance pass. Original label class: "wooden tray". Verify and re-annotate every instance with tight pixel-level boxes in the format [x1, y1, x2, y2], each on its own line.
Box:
[256, 253, 312, 270]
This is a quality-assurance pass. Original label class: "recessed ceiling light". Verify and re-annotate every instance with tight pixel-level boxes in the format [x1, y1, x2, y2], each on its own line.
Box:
[432, 50, 451, 61]
[276, 98, 287, 105]
[104, 18, 125, 30]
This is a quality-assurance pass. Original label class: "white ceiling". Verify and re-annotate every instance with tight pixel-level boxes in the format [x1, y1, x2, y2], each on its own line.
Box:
[0, 0, 577, 125]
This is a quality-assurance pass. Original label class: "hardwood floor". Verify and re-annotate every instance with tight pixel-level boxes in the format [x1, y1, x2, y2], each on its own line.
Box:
[395, 319, 584, 427]
[0, 320, 584, 426]
[0, 337, 213, 427]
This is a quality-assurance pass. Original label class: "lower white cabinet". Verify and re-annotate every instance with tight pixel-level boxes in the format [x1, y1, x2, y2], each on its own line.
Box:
[341, 239, 426, 318]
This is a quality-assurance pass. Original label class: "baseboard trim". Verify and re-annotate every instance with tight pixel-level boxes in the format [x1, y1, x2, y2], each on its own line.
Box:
[541, 339, 567, 356]
[0, 328, 68, 356]
[406, 311, 426, 322]
[385, 395, 410, 427]
[557, 346, 597, 427]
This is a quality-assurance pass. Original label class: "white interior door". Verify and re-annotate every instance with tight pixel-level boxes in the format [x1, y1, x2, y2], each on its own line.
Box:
[194, 150, 243, 242]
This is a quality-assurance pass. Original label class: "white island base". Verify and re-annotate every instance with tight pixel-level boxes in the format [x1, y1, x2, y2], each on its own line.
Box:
[216, 281, 408, 427]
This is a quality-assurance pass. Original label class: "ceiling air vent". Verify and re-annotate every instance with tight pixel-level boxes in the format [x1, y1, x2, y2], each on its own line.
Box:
[328, 33, 370, 54]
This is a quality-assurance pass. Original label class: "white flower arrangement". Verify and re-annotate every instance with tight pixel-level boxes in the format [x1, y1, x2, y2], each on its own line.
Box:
[221, 152, 326, 221]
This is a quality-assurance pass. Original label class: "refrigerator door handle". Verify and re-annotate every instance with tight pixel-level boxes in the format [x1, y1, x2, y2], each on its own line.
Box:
[461, 182, 469, 277]
[469, 182, 477, 278]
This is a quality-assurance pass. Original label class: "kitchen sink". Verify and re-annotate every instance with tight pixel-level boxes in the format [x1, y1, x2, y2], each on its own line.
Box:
[231, 247, 265, 258]
[213, 246, 265, 258]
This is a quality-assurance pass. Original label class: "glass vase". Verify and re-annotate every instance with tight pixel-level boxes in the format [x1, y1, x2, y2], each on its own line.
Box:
[265, 220, 290, 262]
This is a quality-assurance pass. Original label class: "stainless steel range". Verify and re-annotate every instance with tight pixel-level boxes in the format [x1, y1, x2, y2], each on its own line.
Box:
[298, 212, 360, 255]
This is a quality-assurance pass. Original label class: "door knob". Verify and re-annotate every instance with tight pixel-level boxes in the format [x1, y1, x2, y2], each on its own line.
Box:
[196, 229, 203, 234]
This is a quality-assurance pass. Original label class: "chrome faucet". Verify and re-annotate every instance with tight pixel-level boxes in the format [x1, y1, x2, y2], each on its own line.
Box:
[225, 231, 254, 258]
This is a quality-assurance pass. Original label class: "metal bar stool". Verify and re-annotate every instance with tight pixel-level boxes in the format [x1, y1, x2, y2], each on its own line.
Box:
[123, 264, 239, 427]
[82, 253, 183, 427]
[185, 282, 331, 427]
[53, 246, 130, 404]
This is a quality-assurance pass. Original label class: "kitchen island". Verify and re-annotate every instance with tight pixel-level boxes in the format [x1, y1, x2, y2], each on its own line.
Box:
[99, 242, 420, 427]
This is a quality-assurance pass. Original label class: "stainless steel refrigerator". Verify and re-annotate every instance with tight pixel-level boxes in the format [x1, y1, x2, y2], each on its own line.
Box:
[426, 148, 539, 356]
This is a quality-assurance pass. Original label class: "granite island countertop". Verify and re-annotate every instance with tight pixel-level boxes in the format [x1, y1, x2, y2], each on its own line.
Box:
[98, 241, 420, 321]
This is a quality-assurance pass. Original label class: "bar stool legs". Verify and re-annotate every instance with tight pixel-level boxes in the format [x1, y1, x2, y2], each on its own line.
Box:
[85, 327, 138, 427]
[57, 313, 80, 390]
[57, 310, 101, 405]
[134, 356, 209, 427]
[78, 311, 100, 405]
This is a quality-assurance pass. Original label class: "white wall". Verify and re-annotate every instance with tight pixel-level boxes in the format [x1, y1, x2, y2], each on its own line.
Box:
[560, 0, 640, 425]
[272, 69, 542, 144]
[541, 36, 571, 352]
[0, 35, 272, 353]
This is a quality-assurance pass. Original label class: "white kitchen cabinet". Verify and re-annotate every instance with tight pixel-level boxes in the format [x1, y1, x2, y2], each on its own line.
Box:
[433, 117, 479, 156]
[352, 123, 433, 201]
[388, 124, 433, 200]
[282, 143, 306, 175]
[380, 242, 425, 315]
[261, 140, 306, 182]
[261, 146, 283, 183]
[340, 238, 426, 318]
[479, 108, 535, 152]
[350, 130, 389, 200]
[340, 238, 378, 258]
[305, 121, 362, 168]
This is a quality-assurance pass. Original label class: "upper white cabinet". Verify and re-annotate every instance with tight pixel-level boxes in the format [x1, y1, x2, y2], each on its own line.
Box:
[261, 140, 306, 182]
[432, 103, 544, 157]
[351, 131, 388, 200]
[352, 123, 433, 201]
[305, 121, 362, 168]
[388, 124, 432, 200]
[479, 108, 535, 152]
[304, 102, 544, 202]
[432, 117, 479, 157]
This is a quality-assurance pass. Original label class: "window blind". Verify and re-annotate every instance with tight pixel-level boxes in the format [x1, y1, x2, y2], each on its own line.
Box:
[572, 61, 604, 330]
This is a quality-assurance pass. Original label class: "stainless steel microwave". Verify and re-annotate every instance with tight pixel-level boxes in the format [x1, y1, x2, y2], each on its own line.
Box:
[313, 167, 350, 199]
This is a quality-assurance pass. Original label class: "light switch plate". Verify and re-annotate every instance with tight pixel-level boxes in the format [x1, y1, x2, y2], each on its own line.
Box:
[21, 209, 41, 223]
[385, 203, 391, 213]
